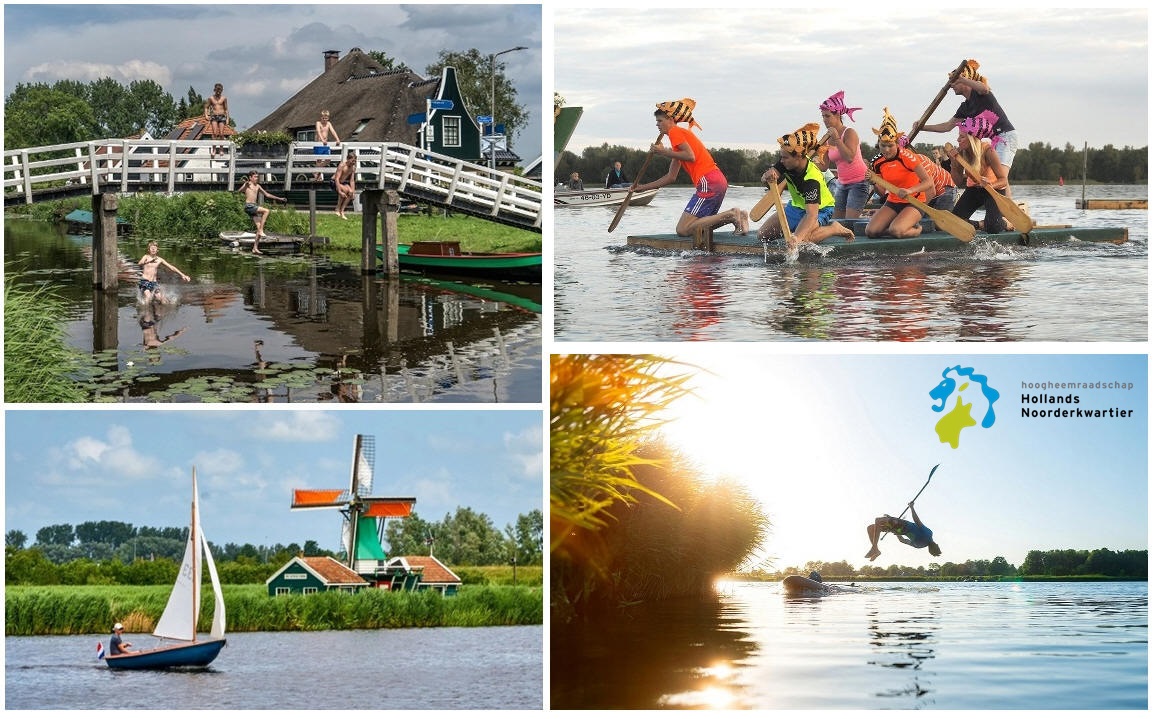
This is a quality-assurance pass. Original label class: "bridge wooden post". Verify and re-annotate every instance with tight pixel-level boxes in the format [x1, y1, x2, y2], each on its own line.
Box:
[92, 193, 120, 290]
[361, 189, 400, 276]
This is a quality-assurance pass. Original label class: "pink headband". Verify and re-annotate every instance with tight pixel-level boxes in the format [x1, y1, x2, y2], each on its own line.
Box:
[956, 110, 1003, 148]
[819, 90, 862, 122]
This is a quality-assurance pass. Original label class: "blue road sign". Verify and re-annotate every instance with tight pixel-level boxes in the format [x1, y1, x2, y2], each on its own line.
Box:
[429, 99, 454, 110]
[406, 113, 426, 125]
[476, 115, 494, 125]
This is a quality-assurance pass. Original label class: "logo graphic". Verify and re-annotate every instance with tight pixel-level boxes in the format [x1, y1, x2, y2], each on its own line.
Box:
[929, 365, 1000, 449]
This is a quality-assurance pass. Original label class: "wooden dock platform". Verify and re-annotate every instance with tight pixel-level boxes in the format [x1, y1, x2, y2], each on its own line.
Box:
[1075, 199, 1147, 210]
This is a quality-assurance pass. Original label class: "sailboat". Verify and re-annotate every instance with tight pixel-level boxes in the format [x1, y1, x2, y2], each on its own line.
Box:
[104, 468, 226, 669]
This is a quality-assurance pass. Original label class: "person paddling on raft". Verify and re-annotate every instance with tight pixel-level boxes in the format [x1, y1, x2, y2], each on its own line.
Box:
[865, 501, 941, 561]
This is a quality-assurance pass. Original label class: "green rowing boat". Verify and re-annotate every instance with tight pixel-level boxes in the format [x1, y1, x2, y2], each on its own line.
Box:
[378, 241, 542, 282]
[626, 219, 1129, 261]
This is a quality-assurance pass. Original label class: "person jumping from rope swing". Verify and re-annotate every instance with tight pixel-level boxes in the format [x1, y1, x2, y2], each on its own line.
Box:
[865, 500, 941, 561]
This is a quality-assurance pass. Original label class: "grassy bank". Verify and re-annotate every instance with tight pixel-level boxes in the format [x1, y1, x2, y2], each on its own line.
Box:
[5, 194, 541, 253]
[6, 583, 543, 635]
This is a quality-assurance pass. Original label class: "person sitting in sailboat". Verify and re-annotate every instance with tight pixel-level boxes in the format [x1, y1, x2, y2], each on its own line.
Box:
[109, 623, 136, 655]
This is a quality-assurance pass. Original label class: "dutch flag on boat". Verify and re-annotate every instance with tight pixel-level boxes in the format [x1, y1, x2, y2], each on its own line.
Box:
[96, 642, 105, 660]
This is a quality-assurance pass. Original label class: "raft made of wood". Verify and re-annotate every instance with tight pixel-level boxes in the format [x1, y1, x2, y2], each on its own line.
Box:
[626, 220, 1129, 260]
[1075, 199, 1147, 210]
[219, 231, 329, 250]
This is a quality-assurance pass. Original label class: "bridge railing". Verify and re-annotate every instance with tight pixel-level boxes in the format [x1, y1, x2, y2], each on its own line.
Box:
[4, 138, 542, 230]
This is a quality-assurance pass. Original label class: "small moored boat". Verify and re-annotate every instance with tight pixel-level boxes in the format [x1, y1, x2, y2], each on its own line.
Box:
[219, 231, 328, 250]
[379, 241, 542, 282]
[554, 186, 659, 208]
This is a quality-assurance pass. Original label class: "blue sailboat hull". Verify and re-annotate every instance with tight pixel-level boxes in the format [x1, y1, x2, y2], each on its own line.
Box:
[105, 638, 226, 670]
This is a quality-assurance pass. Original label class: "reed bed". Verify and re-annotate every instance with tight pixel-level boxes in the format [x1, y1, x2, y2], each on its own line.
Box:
[6, 584, 542, 636]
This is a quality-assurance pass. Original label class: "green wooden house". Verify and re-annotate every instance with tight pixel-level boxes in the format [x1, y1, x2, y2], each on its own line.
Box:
[265, 555, 369, 596]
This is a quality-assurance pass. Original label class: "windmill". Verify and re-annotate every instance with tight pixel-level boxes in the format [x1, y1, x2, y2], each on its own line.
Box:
[291, 434, 416, 574]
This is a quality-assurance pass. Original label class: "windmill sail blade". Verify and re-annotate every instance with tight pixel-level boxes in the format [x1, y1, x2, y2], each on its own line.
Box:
[352, 434, 375, 496]
[291, 489, 350, 509]
[361, 498, 417, 518]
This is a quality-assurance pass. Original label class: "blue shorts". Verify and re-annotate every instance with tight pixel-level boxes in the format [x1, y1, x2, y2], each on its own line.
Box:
[314, 145, 331, 155]
[138, 279, 158, 292]
[683, 169, 728, 218]
[928, 186, 957, 211]
[783, 203, 836, 231]
[244, 203, 259, 217]
[832, 178, 871, 212]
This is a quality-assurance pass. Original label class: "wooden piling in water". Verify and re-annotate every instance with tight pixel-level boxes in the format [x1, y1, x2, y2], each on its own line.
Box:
[361, 189, 400, 275]
[92, 193, 120, 290]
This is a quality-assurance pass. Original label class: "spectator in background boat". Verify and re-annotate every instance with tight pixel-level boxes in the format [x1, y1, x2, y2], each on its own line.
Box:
[203, 83, 229, 160]
[633, 98, 748, 237]
[239, 170, 287, 253]
[909, 60, 1019, 197]
[109, 623, 136, 655]
[566, 172, 585, 191]
[865, 501, 942, 562]
[605, 161, 630, 188]
[947, 111, 1010, 234]
[916, 151, 957, 211]
[865, 108, 933, 239]
[333, 151, 358, 220]
[816, 91, 870, 220]
[313, 110, 340, 181]
[756, 122, 854, 249]
[137, 241, 190, 304]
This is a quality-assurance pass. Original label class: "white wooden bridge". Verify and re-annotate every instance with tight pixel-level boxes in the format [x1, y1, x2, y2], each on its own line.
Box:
[3, 139, 542, 232]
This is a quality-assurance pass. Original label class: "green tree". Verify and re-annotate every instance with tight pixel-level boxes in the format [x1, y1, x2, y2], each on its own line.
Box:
[35, 523, 75, 547]
[435, 507, 505, 565]
[385, 512, 437, 556]
[425, 48, 530, 143]
[367, 51, 411, 72]
[3, 85, 98, 149]
[507, 509, 543, 565]
[6, 530, 27, 550]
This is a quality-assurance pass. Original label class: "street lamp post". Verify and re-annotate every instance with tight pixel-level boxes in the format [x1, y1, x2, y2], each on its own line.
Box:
[489, 45, 527, 172]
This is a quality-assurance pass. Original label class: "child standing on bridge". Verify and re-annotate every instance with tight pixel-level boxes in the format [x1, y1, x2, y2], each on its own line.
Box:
[203, 83, 230, 159]
[239, 170, 286, 254]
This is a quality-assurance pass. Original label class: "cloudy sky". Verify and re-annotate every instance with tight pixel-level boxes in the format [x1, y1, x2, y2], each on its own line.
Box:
[3, 3, 543, 164]
[555, 7, 1148, 154]
[5, 409, 543, 552]
[656, 352, 1147, 571]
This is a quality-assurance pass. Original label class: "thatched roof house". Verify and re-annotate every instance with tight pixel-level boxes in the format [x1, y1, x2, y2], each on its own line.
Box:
[248, 48, 515, 166]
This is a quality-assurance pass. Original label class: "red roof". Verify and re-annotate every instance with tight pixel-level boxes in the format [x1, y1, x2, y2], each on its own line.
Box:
[299, 556, 368, 585]
[393, 556, 461, 584]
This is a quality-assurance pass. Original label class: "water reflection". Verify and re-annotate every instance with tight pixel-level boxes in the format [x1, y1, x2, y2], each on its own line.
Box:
[866, 602, 940, 708]
[7, 221, 540, 402]
[551, 598, 757, 710]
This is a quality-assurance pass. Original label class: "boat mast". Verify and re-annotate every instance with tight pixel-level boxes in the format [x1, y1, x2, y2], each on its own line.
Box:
[191, 467, 198, 642]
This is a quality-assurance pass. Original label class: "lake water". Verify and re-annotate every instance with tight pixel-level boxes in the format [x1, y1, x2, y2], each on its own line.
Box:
[554, 184, 1148, 341]
[4, 221, 541, 402]
[550, 581, 1147, 710]
[6, 625, 542, 710]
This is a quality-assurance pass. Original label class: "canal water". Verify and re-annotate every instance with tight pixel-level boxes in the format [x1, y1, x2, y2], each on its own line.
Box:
[550, 581, 1147, 710]
[554, 184, 1148, 341]
[4, 222, 541, 402]
[6, 625, 542, 710]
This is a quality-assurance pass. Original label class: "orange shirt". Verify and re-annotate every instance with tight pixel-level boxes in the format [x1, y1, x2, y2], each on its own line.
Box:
[870, 146, 925, 204]
[916, 153, 955, 197]
[666, 125, 718, 186]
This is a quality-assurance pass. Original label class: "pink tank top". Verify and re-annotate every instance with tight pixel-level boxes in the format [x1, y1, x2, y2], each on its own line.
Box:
[827, 126, 867, 184]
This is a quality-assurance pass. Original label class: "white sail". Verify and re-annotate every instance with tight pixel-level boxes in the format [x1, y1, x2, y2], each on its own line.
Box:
[197, 496, 226, 639]
[153, 531, 200, 641]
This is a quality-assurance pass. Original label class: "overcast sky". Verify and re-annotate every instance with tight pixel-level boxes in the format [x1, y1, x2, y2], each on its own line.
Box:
[555, 7, 1148, 154]
[3, 3, 543, 165]
[657, 353, 1147, 571]
[5, 410, 543, 553]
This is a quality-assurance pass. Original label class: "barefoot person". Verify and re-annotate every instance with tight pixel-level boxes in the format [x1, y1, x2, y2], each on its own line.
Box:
[137, 241, 190, 303]
[865, 108, 933, 239]
[865, 501, 942, 562]
[632, 98, 747, 237]
[239, 170, 286, 254]
[313, 110, 340, 181]
[333, 151, 357, 219]
[203, 83, 229, 158]
[756, 122, 855, 249]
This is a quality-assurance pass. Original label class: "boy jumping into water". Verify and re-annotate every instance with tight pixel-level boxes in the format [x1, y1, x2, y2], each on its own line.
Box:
[865, 500, 942, 561]
[239, 171, 286, 254]
[137, 241, 190, 303]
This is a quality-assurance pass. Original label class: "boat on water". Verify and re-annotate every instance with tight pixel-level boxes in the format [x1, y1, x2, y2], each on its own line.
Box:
[554, 186, 659, 208]
[219, 231, 328, 250]
[626, 217, 1129, 261]
[781, 574, 861, 598]
[377, 241, 542, 282]
[102, 468, 225, 670]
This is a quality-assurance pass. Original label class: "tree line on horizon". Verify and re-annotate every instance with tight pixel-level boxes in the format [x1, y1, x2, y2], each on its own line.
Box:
[766, 547, 1147, 579]
[3, 49, 528, 151]
[5, 508, 543, 586]
[557, 140, 1148, 188]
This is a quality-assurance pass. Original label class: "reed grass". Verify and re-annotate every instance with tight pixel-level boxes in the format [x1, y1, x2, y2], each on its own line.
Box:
[3, 273, 86, 402]
[5, 584, 543, 635]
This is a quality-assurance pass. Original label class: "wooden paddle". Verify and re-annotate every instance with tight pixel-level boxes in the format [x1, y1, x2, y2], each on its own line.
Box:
[750, 131, 833, 222]
[867, 171, 976, 242]
[768, 179, 794, 247]
[944, 142, 1035, 233]
[607, 132, 665, 233]
[906, 59, 970, 145]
